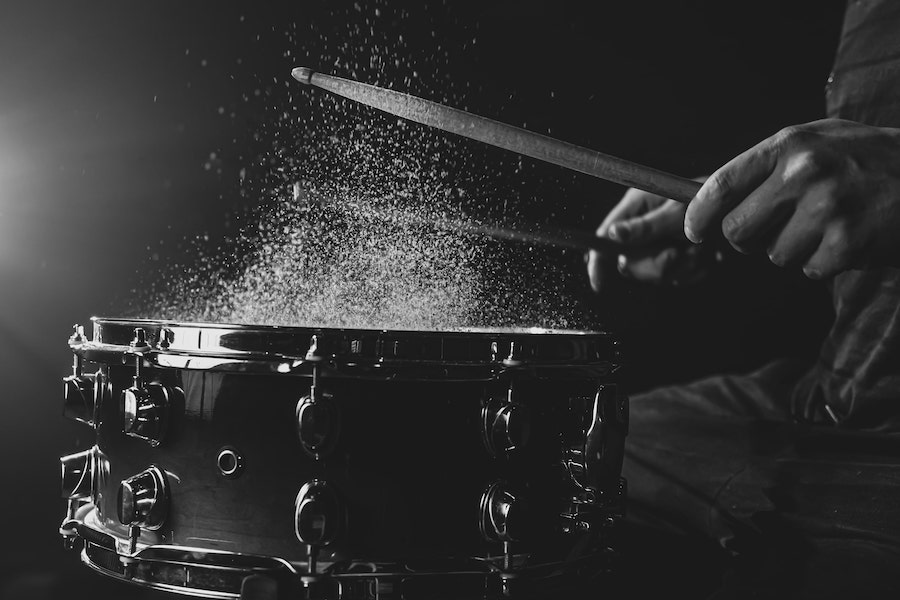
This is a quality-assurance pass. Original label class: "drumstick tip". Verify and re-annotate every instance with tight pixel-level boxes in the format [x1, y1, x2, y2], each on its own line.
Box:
[291, 66, 314, 84]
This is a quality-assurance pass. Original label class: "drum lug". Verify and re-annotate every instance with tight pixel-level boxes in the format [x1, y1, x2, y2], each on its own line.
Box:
[60, 445, 96, 544]
[63, 325, 98, 427]
[63, 372, 97, 427]
[559, 385, 627, 534]
[122, 332, 169, 446]
[481, 382, 530, 459]
[122, 382, 169, 446]
[60, 446, 97, 501]
[478, 481, 529, 543]
[117, 466, 169, 530]
[59, 445, 109, 548]
[296, 364, 340, 458]
[562, 385, 627, 497]
[294, 480, 343, 575]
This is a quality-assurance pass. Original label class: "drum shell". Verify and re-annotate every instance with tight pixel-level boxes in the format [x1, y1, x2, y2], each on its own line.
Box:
[92, 362, 618, 564]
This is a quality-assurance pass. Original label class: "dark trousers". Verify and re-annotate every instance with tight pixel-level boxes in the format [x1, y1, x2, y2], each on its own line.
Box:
[612, 359, 900, 599]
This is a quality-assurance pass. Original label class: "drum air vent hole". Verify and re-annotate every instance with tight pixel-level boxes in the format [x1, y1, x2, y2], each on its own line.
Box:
[217, 447, 243, 478]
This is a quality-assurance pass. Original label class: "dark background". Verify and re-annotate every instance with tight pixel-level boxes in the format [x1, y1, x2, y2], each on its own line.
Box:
[0, 1, 844, 598]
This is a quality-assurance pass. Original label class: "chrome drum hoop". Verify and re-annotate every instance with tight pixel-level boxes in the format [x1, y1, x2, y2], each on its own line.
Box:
[74, 508, 614, 600]
[73, 317, 620, 380]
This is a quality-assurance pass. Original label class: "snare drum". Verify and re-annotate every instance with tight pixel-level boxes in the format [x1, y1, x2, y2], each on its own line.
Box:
[59, 318, 627, 599]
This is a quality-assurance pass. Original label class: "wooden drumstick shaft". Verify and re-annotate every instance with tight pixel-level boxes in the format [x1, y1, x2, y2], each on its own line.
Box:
[291, 66, 702, 204]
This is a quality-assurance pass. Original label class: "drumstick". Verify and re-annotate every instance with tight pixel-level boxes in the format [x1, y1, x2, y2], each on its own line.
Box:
[291, 66, 702, 204]
[456, 219, 617, 253]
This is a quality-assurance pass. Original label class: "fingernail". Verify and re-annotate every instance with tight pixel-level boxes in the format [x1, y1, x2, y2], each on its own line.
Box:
[607, 225, 620, 241]
[684, 224, 701, 244]
[803, 267, 822, 279]
[617, 254, 627, 273]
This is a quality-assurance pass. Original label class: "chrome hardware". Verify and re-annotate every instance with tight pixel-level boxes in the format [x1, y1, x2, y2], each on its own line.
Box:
[126, 525, 141, 555]
[59, 498, 88, 550]
[561, 477, 627, 534]
[481, 389, 530, 458]
[296, 395, 339, 458]
[294, 480, 342, 575]
[492, 402, 529, 453]
[63, 325, 97, 426]
[216, 446, 244, 479]
[294, 480, 341, 546]
[296, 365, 340, 458]
[129, 327, 151, 352]
[63, 371, 97, 426]
[122, 349, 169, 445]
[123, 382, 170, 446]
[69, 324, 87, 346]
[502, 341, 524, 368]
[60, 518, 79, 550]
[305, 334, 324, 362]
[563, 385, 627, 496]
[157, 327, 173, 350]
[60, 447, 95, 500]
[478, 481, 526, 543]
[119, 524, 143, 577]
[122, 328, 160, 443]
[117, 466, 169, 530]
[559, 494, 596, 535]
[60, 446, 100, 549]
[76, 539, 302, 596]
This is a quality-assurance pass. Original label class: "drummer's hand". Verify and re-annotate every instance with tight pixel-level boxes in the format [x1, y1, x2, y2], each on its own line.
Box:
[685, 118, 900, 279]
[587, 186, 712, 292]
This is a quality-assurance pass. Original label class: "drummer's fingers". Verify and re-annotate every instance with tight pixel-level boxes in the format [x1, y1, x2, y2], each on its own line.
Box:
[587, 247, 614, 293]
[585, 250, 616, 293]
[802, 224, 859, 279]
[719, 172, 797, 254]
[591, 188, 677, 292]
[685, 132, 781, 243]
[617, 247, 679, 283]
[607, 199, 685, 246]
[596, 187, 665, 238]
[590, 188, 663, 292]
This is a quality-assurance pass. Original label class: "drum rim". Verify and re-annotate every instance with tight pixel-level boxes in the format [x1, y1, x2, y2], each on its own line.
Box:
[90, 316, 610, 337]
[73, 316, 618, 376]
